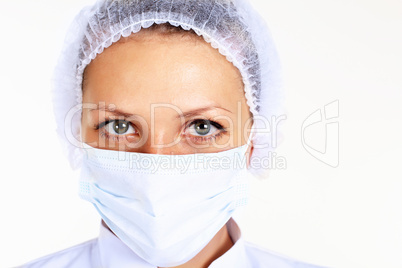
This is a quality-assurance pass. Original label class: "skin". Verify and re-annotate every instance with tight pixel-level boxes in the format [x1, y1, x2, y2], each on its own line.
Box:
[81, 30, 254, 268]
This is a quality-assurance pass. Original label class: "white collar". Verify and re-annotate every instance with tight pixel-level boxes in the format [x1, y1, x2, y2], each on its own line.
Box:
[97, 217, 251, 268]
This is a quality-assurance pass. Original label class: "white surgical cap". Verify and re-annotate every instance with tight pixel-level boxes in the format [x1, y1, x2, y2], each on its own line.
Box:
[52, 0, 284, 178]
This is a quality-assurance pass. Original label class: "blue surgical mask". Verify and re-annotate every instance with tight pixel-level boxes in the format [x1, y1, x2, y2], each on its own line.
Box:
[79, 125, 254, 267]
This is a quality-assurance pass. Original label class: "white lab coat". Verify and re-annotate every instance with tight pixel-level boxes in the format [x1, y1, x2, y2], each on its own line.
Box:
[18, 218, 324, 268]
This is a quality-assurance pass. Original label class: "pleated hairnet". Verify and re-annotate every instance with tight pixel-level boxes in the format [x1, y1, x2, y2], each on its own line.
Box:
[52, 0, 283, 178]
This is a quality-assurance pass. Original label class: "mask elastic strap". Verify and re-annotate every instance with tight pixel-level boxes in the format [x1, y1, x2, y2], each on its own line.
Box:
[241, 122, 255, 156]
[246, 122, 255, 147]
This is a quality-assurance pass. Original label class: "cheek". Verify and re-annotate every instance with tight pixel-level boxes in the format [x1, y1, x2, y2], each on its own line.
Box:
[80, 113, 90, 142]
[80, 110, 96, 143]
[81, 89, 95, 142]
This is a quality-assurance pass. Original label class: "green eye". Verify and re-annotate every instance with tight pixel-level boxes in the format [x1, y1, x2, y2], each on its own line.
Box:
[105, 120, 134, 135]
[113, 120, 129, 134]
[186, 119, 222, 137]
[193, 120, 211, 136]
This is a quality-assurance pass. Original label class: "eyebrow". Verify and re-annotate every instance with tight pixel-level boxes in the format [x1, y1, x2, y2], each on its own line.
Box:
[89, 104, 233, 118]
[175, 106, 233, 119]
[90, 106, 137, 118]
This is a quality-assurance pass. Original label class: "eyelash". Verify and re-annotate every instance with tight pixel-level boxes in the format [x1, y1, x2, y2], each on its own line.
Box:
[94, 120, 134, 143]
[94, 118, 227, 144]
[184, 119, 227, 143]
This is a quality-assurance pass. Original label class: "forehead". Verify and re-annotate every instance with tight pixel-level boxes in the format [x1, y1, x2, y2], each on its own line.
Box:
[82, 34, 245, 113]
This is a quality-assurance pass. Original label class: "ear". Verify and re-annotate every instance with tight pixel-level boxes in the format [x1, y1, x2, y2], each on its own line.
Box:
[246, 142, 254, 169]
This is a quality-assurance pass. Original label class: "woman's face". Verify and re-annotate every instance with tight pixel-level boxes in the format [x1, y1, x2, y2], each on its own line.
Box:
[81, 31, 253, 157]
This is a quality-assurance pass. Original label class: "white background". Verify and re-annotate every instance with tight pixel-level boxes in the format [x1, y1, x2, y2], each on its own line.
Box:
[0, 0, 401, 267]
